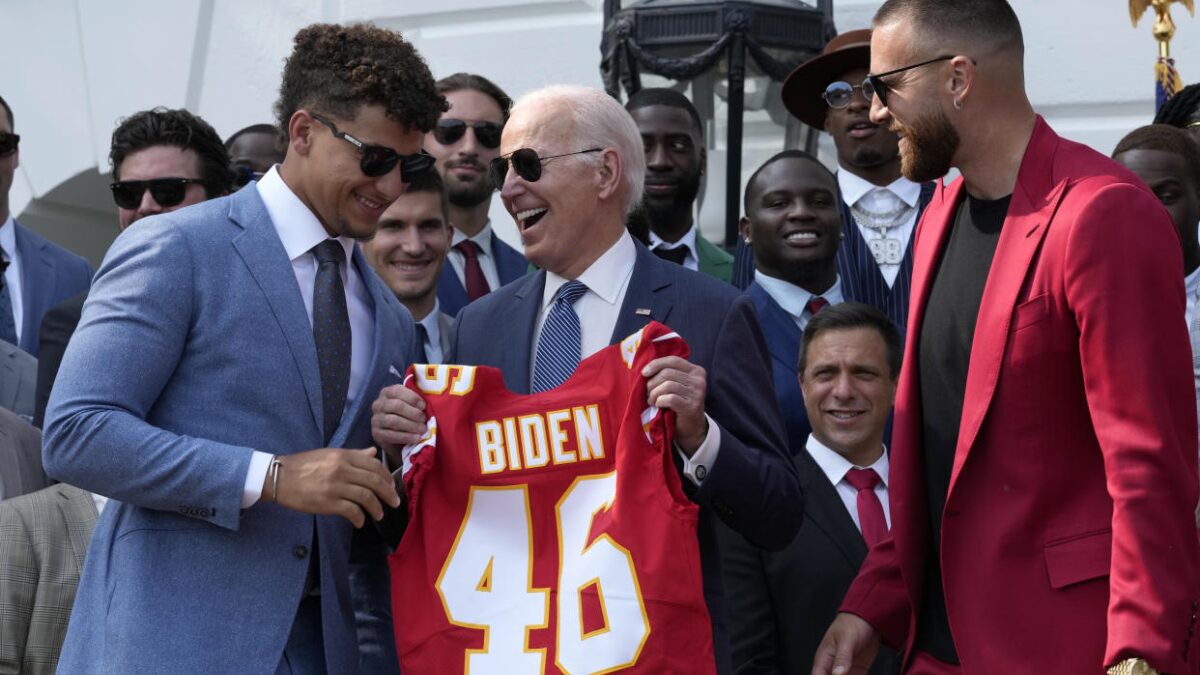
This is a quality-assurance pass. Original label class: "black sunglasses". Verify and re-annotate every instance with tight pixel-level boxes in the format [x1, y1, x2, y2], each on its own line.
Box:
[311, 112, 435, 181]
[110, 178, 206, 210]
[433, 119, 502, 149]
[822, 81, 870, 110]
[232, 164, 264, 188]
[488, 148, 603, 187]
[864, 55, 956, 107]
[0, 133, 19, 157]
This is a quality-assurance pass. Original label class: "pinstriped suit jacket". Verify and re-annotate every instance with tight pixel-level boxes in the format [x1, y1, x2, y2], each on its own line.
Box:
[0, 482, 97, 675]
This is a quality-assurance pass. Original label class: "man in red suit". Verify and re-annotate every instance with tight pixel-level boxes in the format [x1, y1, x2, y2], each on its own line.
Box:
[812, 1, 1200, 674]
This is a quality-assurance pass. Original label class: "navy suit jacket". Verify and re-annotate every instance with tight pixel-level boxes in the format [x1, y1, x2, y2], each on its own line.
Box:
[448, 242, 804, 675]
[745, 282, 808, 454]
[436, 232, 526, 317]
[721, 449, 900, 675]
[12, 221, 92, 356]
[43, 186, 415, 674]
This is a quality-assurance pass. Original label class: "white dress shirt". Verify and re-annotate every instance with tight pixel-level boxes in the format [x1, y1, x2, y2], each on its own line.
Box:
[0, 216, 24, 338]
[648, 223, 700, 272]
[1186, 265, 1200, 331]
[418, 299, 445, 365]
[753, 270, 845, 332]
[533, 230, 719, 485]
[837, 169, 921, 288]
[241, 166, 376, 506]
[448, 220, 502, 292]
[805, 434, 891, 532]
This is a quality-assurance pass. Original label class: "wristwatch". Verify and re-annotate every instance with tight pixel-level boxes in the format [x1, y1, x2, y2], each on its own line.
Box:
[1107, 658, 1160, 675]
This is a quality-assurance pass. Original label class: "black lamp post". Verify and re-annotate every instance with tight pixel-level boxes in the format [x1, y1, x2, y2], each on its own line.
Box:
[601, 0, 835, 248]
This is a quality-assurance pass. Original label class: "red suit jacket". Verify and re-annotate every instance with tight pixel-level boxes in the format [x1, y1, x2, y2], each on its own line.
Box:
[840, 117, 1200, 673]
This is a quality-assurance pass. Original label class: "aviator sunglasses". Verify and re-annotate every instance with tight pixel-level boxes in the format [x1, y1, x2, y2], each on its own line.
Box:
[488, 148, 603, 188]
[110, 178, 206, 210]
[433, 119, 502, 149]
[0, 133, 19, 157]
[863, 55, 961, 108]
[310, 112, 435, 181]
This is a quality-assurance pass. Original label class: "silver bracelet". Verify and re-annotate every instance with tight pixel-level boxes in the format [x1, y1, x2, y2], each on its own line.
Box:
[268, 456, 283, 503]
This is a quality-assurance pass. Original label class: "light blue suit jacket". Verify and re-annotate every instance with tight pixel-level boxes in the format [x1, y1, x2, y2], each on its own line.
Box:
[42, 186, 415, 674]
[13, 221, 92, 356]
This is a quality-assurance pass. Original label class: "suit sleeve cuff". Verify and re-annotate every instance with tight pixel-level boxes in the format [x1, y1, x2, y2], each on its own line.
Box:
[242, 450, 273, 508]
[677, 414, 720, 486]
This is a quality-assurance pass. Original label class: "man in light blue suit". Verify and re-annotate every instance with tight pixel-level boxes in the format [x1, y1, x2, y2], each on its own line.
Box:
[0, 95, 92, 357]
[373, 86, 804, 675]
[43, 24, 446, 674]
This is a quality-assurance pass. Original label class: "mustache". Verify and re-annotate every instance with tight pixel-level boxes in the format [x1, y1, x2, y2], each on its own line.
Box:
[445, 158, 486, 171]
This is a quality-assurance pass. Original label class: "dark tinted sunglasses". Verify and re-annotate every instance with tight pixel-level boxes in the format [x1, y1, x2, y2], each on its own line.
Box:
[0, 133, 19, 157]
[110, 178, 206, 210]
[864, 55, 956, 108]
[311, 112, 435, 181]
[233, 164, 264, 188]
[433, 119, 502, 149]
[488, 148, 603, 187]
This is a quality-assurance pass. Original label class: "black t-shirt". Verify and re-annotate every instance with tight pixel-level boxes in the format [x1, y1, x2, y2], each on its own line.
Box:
[913, 192, 1010, 662]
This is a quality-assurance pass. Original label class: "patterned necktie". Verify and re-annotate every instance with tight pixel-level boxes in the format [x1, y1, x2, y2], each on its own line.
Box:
[845, 467, 888, 548]
[312, 240, 351, 444]
[532, 280, 589, 393]
[653, 246, 688, 266]
[415, 322, 430, 364]
[455, 240, 490, 301]
[0, 254, 16, 346]
[806, 296, 829, 316]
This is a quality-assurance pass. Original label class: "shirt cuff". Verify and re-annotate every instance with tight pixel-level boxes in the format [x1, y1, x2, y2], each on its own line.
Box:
[677, 414, 720, 486]
[242, 450, 273, 508]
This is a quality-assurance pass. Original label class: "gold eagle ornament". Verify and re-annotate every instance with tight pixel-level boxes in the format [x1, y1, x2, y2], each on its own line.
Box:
[1130, 0, 1195, 56]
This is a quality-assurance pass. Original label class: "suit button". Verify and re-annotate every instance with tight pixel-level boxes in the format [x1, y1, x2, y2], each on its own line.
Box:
[695, 465, 707, 481]
[294, 545, 309, 559]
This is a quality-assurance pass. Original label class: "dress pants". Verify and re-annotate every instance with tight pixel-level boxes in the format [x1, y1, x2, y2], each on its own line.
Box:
[274, 595, 326, 675]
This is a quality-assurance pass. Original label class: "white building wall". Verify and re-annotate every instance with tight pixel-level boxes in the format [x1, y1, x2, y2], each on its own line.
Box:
[2, 0, 1196, 264]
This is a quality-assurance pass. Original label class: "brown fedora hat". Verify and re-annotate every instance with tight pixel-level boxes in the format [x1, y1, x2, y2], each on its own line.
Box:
[782, 28, 872, 129]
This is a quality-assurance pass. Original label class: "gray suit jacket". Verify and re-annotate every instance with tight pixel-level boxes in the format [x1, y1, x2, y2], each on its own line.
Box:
[0, 483, 98, 675]
[437, 311, 454, 360]
[0, 407, 45, 500]
[43, 186, 416, 674]
[0, 339, 36, 423]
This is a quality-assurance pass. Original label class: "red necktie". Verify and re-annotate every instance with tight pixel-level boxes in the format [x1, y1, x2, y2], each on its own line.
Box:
[455, 240, 489, 301]
[806, 296, 829, 316]
[845, 467, 887, 548]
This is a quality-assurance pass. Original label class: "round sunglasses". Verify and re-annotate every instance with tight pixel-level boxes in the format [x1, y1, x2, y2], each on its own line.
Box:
[311, 112, 435, 181]
[110, 178, 206, 210]
[488, 148, 603, 188]
[822, 81, 870, 110]
[433, 119, 502, 149]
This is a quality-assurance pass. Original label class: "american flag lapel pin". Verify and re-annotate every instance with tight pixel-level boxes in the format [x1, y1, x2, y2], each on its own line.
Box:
[635, 308, 652, 317]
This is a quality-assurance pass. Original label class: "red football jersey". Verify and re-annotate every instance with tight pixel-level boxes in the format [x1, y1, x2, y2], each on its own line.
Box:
[390, 321, 715, 675]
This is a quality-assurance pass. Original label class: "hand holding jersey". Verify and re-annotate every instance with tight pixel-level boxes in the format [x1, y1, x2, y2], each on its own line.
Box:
[265, 446, 400, 528]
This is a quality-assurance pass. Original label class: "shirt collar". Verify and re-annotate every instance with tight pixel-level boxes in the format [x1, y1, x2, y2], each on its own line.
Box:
[0, 215, 15, 260]
[837, 167, 922, 208]
[805, 433, 890, 488]
[753, 270, 844, 322]
[256, 166, 355, 264]
[542, 230, 637, 311]
[419, 299, 443, 345]
[451, 219, 494, 257]
[648, 223, 698, 257]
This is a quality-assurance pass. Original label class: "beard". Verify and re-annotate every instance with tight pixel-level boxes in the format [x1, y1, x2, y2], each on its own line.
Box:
[642, 169, 703, 221]
[894, 108, 959, 183]
[444, 157, 494, 208]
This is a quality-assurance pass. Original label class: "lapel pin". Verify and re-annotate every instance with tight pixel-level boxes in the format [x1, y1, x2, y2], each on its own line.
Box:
[636, 308, 652, 316]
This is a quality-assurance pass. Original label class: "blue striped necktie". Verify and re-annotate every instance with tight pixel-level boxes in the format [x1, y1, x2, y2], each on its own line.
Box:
[532, 280, 588, 393]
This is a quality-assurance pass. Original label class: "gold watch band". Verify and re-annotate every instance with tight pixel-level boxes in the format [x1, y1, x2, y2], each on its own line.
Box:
[1107, 658, 1160, 675]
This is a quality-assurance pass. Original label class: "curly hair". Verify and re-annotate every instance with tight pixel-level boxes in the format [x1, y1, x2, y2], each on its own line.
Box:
[275, 23, 447, 139]
[109, 107, 234, 197]
[1154, 83, 1200, 129]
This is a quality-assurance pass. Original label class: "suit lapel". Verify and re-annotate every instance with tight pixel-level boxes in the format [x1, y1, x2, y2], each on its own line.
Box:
[949, 119, 1064, 493]
[798, 450, 870, 566]
[611, 245, 674, 343]
[228, 189, 324, 435]
[747, 283, 800, 376]
[57, 485, 99, 572]
[500, 272, 546, 393]
[0, 346, 18, 410]
[436, 263, 469, 315]
[14, 223, 53, 346]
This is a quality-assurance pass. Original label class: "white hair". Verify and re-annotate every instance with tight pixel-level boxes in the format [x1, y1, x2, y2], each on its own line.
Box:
[511, 85, 646, 216]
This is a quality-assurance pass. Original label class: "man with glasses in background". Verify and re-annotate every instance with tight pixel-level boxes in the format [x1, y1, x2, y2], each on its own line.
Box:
[781, 29, 933, 343]
[226, 123, 286, 190]
[426, 73, 527, 317]
[43, 23, 444, 674]
[33, 107, 233, 428]
[813, 1, 1200, 673]
[0, 95, 92, 360]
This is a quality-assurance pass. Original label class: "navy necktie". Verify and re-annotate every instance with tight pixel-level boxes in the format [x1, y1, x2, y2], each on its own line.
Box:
[532, 280, 588, 393]
[312, 240, 351, 445]
[0, 254, 16, 346]
[653, 246, 688, 266]
[415, 322, 430, 364]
